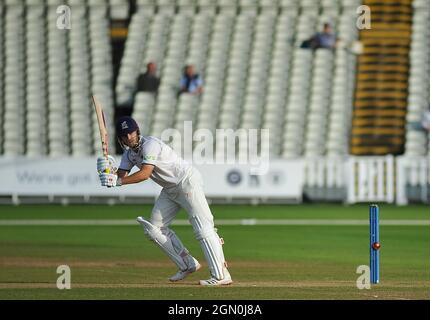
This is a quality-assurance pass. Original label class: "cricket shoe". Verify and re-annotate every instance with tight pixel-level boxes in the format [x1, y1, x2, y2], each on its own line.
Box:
[169, 257, 201, 282]
[199, 268, 233, 286]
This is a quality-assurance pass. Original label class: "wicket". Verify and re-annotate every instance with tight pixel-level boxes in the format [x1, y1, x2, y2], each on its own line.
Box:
[370, 204, 380, 284]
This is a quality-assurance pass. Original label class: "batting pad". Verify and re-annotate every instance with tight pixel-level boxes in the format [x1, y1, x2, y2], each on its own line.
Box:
[137, 216, 195, 271]
[190, 215, 227, 280]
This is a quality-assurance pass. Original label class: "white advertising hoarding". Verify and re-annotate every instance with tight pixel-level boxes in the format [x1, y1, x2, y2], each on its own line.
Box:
[0, 157, 304, 200]
[0, 157, 162, 197]
[198, 160, 304, 199]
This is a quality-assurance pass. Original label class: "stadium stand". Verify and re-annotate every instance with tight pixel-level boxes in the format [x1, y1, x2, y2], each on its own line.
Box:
[405, 0, 430, 156]
[0, 0, 115, 157]
[351, 0, 411, 155]
[3, 2, 25, 156]
[115, 0, 361, 158]
[1, 0, 430, 207]
[0, 3, 3, 154]
[0, 0, 429, 160]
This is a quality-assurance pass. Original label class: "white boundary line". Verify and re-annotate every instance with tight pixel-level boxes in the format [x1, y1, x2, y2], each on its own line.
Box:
[0, 219, 430, 226]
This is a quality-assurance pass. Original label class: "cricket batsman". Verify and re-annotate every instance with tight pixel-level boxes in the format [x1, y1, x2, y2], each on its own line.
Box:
[96, 116, 233, 286]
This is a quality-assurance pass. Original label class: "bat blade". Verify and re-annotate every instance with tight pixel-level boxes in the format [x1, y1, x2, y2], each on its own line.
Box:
[91, 95, 109, 160]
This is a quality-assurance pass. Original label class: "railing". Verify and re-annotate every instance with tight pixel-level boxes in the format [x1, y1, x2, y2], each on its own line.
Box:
[396, 156, 430, 205]
[346, 155, 395, 204]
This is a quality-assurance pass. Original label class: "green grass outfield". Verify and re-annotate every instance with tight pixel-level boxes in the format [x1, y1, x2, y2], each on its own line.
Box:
[0, 204, 429, 299]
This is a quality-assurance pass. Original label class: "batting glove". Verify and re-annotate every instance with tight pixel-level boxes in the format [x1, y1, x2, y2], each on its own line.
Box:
[99, 173, 122, 187]
[97, 155, 118, 174]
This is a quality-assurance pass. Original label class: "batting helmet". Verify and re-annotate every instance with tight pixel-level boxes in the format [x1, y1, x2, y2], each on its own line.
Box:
[116, 116, 139, 137]
[115, 116, 141, 151]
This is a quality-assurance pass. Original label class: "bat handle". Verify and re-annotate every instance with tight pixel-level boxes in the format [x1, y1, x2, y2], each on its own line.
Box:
[104, 154, 110, 174]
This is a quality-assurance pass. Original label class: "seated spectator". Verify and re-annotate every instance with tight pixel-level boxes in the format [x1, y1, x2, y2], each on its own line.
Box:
[301, 23, 337, 50]
[136, 62, 160, 93]
[179, 65, 203, 95]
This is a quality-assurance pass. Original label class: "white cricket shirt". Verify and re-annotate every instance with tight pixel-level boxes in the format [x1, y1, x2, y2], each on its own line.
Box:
[119, 136, 191, 188]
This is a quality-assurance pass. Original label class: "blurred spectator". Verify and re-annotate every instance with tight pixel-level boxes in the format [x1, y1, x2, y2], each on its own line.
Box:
[136, 62, 160, 93]
[179, 65, 203, 95]
[409, 111, 430, 133]
[301, 23, 337, 50]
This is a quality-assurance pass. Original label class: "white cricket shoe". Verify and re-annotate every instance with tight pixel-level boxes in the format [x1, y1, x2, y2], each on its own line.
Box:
[169, 258, 201, 282]
[199, 268, 233, 286]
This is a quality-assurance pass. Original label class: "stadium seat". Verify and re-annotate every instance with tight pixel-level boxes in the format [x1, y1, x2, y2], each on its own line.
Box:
[405, 7, 430, 156]
[109, 0, 129, 19]
[3, 3, 26, 155]
[413, 0, 430, 8]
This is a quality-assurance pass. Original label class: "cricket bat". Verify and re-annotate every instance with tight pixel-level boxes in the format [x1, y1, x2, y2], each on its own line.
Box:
[91, 95, 110, 173]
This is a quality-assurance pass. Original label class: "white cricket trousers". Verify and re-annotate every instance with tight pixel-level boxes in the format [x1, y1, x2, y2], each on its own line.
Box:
[150, 167, 228, 280]
[151, 167, 214, 228]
